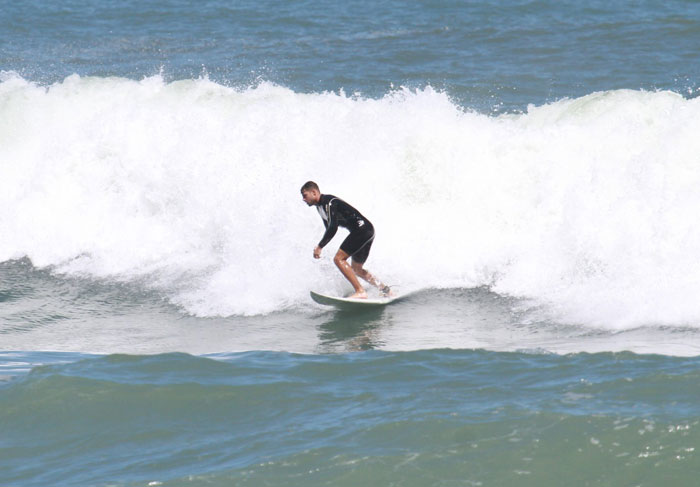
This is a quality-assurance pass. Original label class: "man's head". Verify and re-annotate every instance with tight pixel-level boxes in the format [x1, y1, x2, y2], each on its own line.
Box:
[301, 181, 321, 206]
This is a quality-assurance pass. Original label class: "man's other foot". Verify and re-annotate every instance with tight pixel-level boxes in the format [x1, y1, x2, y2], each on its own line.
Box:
[348, 291, 368, 299]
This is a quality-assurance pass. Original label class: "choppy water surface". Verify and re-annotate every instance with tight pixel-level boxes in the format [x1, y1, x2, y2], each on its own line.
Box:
[2, 350, 700, 486]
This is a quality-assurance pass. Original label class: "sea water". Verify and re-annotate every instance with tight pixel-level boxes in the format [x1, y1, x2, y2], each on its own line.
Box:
[2, 1, 700, 485]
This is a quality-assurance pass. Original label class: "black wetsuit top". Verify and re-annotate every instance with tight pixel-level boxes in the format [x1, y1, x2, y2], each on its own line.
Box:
[315, 194, 372, 249]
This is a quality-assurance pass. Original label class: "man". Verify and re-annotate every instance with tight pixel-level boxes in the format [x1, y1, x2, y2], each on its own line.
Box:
[301, 181, 391, 299]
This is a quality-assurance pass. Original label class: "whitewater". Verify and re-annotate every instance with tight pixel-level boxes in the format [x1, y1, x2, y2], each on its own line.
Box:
[2, 72, 699, 330]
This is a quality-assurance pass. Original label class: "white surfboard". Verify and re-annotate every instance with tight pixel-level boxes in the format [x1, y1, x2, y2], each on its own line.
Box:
[310, 290, 402, 309]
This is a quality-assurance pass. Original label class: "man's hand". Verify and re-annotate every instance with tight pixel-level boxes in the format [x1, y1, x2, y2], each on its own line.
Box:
[313, 246, 322, 259]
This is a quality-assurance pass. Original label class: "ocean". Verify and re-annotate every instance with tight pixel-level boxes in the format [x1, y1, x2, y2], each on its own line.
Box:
[2, 0, 700, 485]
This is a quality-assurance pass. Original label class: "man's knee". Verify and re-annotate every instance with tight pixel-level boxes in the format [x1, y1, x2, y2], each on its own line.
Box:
[334, 251, 349, 266]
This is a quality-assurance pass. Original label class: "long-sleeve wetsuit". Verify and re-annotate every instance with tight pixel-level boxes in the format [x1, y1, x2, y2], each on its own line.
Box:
[315, 194, 375, 263]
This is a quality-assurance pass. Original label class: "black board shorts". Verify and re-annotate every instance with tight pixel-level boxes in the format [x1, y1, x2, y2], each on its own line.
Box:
[340, 222, 375, 264]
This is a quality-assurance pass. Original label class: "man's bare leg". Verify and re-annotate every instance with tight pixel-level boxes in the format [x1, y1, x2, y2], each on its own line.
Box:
[351, 260, 393, 296]
[333, 250, 367, 298]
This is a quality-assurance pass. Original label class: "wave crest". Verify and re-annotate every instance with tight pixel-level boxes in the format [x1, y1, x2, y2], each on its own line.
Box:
[2, 73, 699, 326]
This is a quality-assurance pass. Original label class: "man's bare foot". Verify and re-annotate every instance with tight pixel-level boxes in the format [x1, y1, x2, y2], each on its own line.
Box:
[380, 285, 394, 297]
[348, 290, 368, 299]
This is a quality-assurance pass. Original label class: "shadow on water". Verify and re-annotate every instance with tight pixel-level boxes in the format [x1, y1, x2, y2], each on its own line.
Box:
[311, 287, 541, 353]
[316, 307, 390, 353]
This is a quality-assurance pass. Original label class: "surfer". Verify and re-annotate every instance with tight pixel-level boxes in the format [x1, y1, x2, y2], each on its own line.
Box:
[301, 181, 391, 299]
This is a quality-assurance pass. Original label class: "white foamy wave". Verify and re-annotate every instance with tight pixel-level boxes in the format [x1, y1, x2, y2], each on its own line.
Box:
[2, 72, 700, 326]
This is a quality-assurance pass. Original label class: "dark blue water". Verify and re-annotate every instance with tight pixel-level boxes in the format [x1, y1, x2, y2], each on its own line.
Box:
[3, 0, 700, 112]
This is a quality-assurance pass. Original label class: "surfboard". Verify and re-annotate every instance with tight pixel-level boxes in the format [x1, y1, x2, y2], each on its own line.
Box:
[310, 290, 401, 309]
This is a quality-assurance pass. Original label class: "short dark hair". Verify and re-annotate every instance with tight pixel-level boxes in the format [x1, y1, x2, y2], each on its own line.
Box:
[300, 181, 320, 194]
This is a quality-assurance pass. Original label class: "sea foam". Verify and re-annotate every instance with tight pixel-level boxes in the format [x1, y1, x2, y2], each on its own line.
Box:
[2, 72, 699, 326]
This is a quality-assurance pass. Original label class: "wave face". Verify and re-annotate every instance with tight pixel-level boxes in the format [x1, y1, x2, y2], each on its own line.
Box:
[2, 73, 700, 326]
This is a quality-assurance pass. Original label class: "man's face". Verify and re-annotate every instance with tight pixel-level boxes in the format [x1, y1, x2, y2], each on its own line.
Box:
[301, 189, 320, 206]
